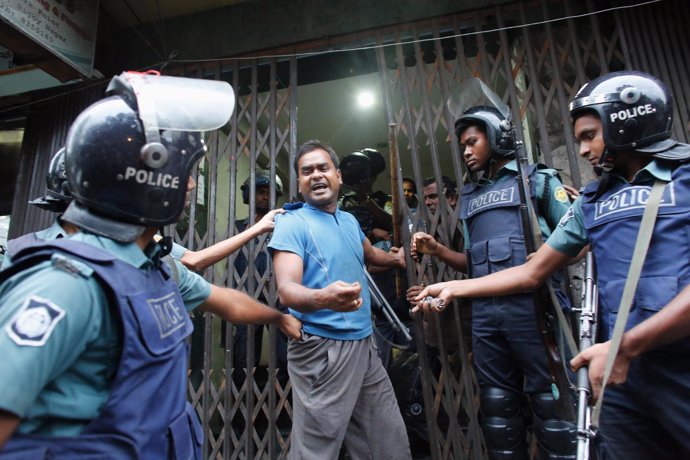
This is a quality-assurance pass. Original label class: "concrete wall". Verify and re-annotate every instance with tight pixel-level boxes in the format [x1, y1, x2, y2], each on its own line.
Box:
[98, 0, 515, 73]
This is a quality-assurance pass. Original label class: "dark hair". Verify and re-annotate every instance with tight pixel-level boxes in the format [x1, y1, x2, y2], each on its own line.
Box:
[423, 175, 457, 196]
[294, 139, 339, 174]
[402, 176, 416, 192]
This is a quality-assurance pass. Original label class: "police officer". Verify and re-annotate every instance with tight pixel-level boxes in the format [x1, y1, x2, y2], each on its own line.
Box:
[167, 171, 284, 272]
[233, 170, 289, 383]
[0, 71, 301, 458]
[338, 148, 392, 242]
[1, 148, 78, 269]
[416, 71, 690, 460]
[415, 105, 576, 459]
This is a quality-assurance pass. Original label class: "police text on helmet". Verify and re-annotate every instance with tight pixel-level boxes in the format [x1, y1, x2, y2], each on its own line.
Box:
[122, 167, 180, 189]
[609, 104, 656, 123]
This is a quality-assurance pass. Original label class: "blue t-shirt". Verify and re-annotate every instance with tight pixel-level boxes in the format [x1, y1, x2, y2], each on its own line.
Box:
[268, 203, 372, 340]
[0, 231, 210, 436]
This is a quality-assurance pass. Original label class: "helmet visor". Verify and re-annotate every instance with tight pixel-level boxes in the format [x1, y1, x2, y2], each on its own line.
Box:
[447, 77, 510, 121]
[122, 72, 235, 132]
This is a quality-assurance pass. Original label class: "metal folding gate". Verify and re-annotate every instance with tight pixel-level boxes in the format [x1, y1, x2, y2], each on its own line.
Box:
[6, 1, 689, 459]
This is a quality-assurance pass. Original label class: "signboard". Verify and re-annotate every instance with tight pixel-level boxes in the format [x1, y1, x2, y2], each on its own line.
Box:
[0, 0, 99, 77]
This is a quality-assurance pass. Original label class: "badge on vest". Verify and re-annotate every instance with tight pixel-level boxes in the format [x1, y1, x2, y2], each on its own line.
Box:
[6, 296, 66, 347]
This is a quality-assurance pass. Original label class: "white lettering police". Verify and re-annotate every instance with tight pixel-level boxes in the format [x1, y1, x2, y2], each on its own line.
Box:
[468, 187, 515, 215]
[122, 167, 180, 189]
[609, 104, 656, 123]
[594, 183, 675, 220]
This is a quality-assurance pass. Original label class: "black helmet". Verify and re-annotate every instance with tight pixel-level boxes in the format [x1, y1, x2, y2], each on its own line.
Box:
[29, 147, 72, 213]
[241, 169, 283, 204]
[339, 151, 372, 187]
[360, 148, 386, 177]
[455, 106, 515, 157]
[569, 71, 687, 159]
[62, 71, 235, 242]
[339, 148, 386, 187]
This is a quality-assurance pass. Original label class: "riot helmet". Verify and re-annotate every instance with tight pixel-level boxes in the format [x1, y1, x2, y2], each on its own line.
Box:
[62, 71, 235, 242]
[339, 151, 372, 187]
[339, 148, 386, 187]
[360, 148, 386, 177]
[241, 169, 283, 204]
[569, 71, 686, 159]
[29, 147, 72, 213]
[455, 106, 515, 158]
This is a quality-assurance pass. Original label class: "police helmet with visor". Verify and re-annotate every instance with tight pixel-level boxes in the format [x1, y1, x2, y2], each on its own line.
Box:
[62, 71, 235, 242]
[29, 147, 72, 213]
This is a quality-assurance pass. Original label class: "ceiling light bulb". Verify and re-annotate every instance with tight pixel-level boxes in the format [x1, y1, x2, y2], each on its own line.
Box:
[357, 91, 375, 108]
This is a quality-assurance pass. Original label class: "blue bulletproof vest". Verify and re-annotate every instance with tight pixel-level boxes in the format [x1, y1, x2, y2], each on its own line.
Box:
[581, 162, 690, 351]
[5, 232, 42, 259]
[0, 240, 201, 459]
[459, 165, 539, 279]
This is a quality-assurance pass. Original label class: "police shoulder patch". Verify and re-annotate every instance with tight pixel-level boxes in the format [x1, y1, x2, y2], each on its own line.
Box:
[6, 296, 66, 347]
[554, 186, 569, 203]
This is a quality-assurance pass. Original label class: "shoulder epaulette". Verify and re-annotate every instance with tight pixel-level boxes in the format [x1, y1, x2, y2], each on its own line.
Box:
[51, 253, 94, 278]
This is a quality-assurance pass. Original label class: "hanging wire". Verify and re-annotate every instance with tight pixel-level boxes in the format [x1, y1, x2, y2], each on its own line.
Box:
[0, 0, 660, 115]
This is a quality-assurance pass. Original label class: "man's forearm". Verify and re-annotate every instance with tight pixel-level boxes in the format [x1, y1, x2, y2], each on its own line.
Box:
[181, 226, 262, 272]
[620, 283, 690, 358]
[0, 409, 20, 449]
[366, 247, 402, 269]
[433, 244, 467, 272]
[277, 281, 327, 313]
[201, 285, 283, 324]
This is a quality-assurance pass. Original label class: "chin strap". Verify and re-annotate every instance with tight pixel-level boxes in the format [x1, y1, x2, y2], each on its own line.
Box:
[157, 227, 173, 257]
[592, 148, 616, 200]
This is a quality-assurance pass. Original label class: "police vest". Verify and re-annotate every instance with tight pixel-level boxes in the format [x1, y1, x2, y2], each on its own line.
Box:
[459, 165, 542, 279]
[581, 162, 690, 352]
[5, 232, 42, 260]
[0, 240, 201, 459]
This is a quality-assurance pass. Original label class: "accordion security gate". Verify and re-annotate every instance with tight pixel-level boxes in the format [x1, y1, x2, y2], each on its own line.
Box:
[171, 1, 690, 458]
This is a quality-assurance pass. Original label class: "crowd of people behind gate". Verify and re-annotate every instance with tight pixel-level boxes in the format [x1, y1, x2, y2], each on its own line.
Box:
[0, 69, 689, 460]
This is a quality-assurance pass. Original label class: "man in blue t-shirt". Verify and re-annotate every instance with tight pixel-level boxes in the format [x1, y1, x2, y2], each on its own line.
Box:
[268, 139, 411, 459]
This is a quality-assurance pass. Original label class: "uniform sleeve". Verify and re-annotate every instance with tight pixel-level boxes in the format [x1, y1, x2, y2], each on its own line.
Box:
[0, 263, 105, 417]
[545, 197, 589, 258]
[267, 213, 306, 259]
[535, 171, 573, 241]
[173, 259, 212, 312]
[170, 242, 188, 260]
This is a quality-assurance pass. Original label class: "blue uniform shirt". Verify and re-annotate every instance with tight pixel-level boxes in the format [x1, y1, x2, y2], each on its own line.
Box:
[546, 160, 673, 257]
[0, 231, 210, 436]
[463, 160, 571, 249]
[268, 203, 372, 340]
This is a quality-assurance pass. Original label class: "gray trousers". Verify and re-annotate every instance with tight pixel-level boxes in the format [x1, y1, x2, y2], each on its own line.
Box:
[287, 333, 411, 460]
